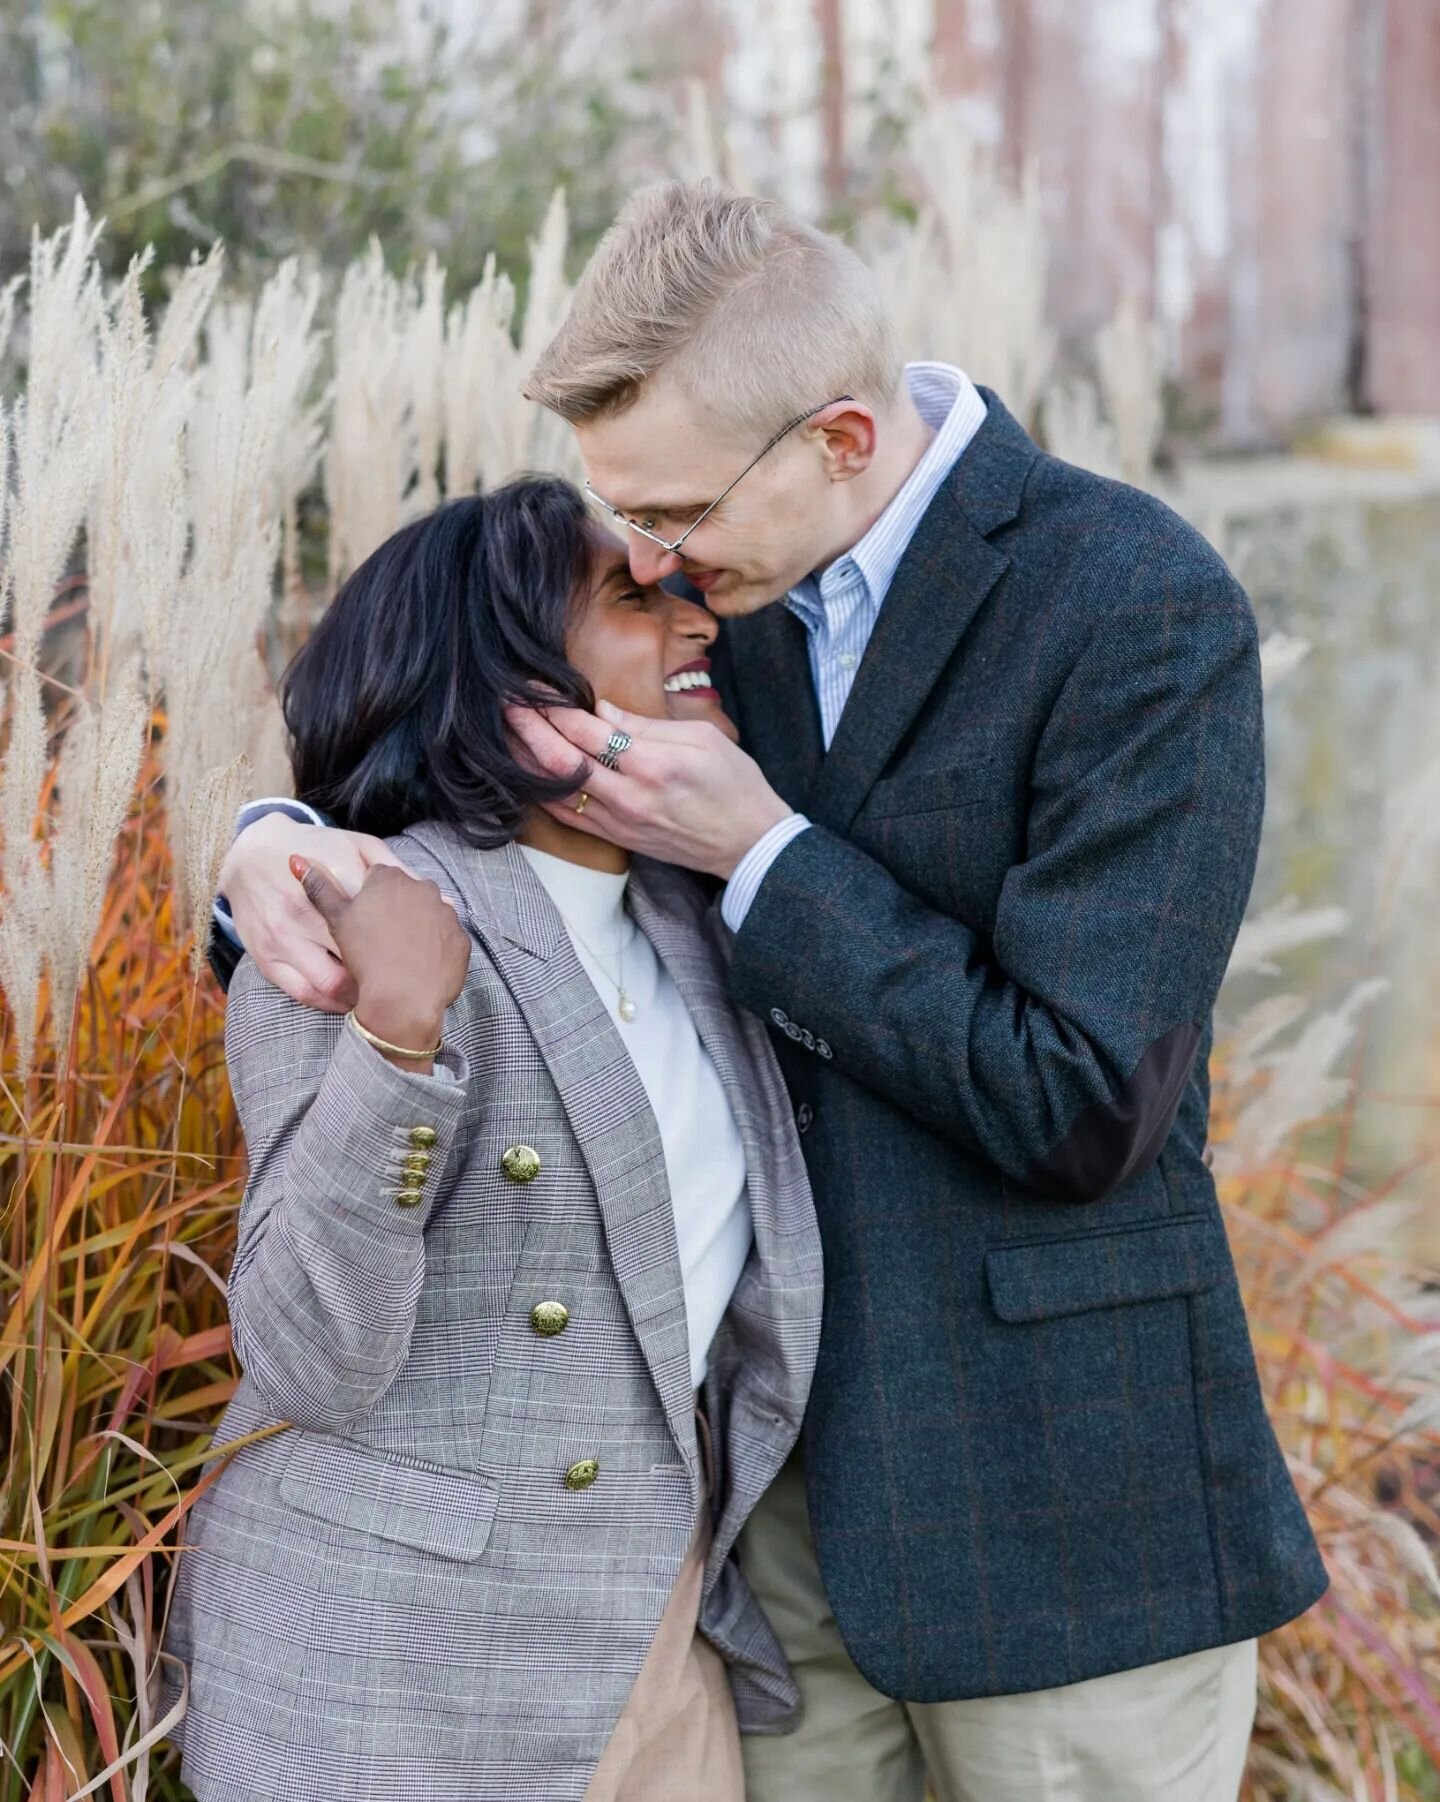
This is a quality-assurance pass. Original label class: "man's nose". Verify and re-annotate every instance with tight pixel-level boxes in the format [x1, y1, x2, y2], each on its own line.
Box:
[628, 536, 682, 588]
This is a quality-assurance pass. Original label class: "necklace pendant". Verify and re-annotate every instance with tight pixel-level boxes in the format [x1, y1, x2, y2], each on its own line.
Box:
[617, 991, 638, 1023]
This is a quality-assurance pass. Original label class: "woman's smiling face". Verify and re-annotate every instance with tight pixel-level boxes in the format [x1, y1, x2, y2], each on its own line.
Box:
[564, 530, 739, 743]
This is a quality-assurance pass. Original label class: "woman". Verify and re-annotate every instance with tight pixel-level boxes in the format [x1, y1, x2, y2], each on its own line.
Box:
[163, 480, 824, 1802]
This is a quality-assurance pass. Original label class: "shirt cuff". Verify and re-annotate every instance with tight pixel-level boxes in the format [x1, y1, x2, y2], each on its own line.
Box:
[721, 814, 812, 934]
[211, 796, 329, 946]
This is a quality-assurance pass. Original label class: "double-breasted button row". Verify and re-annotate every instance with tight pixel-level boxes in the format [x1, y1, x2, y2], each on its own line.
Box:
[394, 1124, 438, 1208]
[770, 1007, 833, 1060]
[499, 1145, 592, 1487]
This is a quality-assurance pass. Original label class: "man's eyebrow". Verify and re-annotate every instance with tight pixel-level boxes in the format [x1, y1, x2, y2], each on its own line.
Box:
[604, 492, 711, 517]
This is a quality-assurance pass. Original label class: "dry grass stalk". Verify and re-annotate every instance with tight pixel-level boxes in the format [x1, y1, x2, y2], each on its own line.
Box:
[866, 99, 1055, 425]
[1041, 376, 1123, 481]
[1095, 291, 1164, 488]
[326, 242, 428, 582]
[184, 752, 252, 979]
[443, 190, 581, 496]
[673, 78, 753, 191]
[44, 670, 150, 1049]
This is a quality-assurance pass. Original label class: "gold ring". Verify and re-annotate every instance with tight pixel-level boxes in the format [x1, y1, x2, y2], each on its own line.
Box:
[574, 790, 590, 814]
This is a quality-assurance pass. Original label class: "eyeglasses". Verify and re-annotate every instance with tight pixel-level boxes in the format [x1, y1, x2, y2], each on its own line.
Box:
[582, 394, 855, 556]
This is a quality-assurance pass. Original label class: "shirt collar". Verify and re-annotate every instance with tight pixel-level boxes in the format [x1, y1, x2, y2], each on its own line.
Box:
[789, 361, 985, 622]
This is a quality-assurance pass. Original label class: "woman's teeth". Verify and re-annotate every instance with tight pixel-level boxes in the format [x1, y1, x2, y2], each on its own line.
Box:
[663, 671, 714, 693]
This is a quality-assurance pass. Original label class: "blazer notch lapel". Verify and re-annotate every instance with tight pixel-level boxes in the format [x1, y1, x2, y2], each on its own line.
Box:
[808, 481, 1011, 836]
[718, 606, 824, 811]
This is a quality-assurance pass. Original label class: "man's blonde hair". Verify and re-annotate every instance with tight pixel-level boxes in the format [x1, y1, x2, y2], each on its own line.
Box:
[526, 180, 902, 437]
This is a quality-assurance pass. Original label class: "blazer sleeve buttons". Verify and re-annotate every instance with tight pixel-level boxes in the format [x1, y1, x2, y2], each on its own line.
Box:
[770, 1008, 832, 1060]
[393, 1127, 437, 1207]
[502, 1145, 541, 1183]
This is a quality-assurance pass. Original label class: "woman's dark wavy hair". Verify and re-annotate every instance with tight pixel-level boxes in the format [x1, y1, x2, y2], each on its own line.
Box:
[282, 478, 594, 846]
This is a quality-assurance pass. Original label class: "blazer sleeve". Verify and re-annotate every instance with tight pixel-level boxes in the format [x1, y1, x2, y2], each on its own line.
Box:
[727, 571, 1265, 1203]
[223, 955, 469, 1429]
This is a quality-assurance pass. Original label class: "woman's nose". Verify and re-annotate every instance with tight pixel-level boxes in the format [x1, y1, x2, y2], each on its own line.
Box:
[628, 536, 682, 588]
[669, 595, 718, 645]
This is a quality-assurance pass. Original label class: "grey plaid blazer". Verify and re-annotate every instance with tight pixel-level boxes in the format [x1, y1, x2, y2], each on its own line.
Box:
[164, 826, 823, 1802]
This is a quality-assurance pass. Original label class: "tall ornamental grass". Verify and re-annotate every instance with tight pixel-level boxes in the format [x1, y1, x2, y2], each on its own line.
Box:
[2, 197, 1438, 1802]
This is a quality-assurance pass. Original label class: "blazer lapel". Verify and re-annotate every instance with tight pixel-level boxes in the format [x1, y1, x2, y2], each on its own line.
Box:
[716, 603, 825, 811]
[629, 859, 824, 1601]
[807, 482, 1008, 836]
[806, 388, 1038, 836]
[399, 826, 699, 1475]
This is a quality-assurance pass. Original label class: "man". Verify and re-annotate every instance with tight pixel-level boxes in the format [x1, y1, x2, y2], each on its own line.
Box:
[213, 181, 1327, 1800]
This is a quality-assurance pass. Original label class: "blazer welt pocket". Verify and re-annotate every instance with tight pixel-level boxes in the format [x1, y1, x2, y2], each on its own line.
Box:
[984, 1214, 1223, 1324]
[865, 760, 998, 821]
[278, 1433, 500, 1563]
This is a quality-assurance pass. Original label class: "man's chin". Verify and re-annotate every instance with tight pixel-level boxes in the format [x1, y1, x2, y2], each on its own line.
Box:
[704, 580, 785, 619]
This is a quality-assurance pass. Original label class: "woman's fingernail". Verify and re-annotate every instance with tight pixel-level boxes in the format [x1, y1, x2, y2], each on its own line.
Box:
[288, 854, 309, 881]
[596, 699, 618, 721]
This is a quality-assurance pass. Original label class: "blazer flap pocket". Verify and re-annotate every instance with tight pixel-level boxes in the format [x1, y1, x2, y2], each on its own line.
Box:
[866, 759, 997, 820]
[279, 1434, 499, 1563]
[985, 1214, 1224, 1324]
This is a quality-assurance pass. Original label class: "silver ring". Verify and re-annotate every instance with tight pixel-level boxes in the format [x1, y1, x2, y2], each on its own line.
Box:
[597, 730, 633, 772]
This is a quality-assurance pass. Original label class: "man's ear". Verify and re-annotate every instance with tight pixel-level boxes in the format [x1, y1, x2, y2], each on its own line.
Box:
[812, 402, 878, 481]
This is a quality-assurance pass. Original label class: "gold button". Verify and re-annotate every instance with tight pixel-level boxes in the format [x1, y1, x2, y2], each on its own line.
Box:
[408, 1126, 438, 1149]
[395, 1185, 425, 1208]
[502, 1144, 541, 1184]
[531, 1301, 569, 1337]
[564, 1459, 599, 1491]
[400, 1152, 430, 1176]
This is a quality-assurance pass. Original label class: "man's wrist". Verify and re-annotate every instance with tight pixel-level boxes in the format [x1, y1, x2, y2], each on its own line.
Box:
[721, 814, 813, 933]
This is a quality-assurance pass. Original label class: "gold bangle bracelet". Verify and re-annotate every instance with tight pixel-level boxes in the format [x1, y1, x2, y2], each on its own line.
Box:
[347, 1010, 443, 1061]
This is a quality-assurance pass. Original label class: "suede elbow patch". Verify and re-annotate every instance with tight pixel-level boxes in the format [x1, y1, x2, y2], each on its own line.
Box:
[1027, 1021, 1202, 1202]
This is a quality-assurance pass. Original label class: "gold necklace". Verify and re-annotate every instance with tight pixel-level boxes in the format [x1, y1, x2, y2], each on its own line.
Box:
[566, 915, 638, 1023]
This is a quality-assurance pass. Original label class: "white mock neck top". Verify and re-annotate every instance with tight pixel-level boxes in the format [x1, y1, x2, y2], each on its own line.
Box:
[518, 845, 753, 1387]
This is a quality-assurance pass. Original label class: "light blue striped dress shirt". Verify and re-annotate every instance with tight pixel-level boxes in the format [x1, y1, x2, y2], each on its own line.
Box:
[719, 361, 987, 933]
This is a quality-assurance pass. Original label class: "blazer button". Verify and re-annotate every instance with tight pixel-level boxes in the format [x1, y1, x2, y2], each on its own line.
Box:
[395, 1185, 425, 1208]
[564, 1458, 599, 1491]
[502, 1144, 541, 1184]
[408, 1125, 438, 1149]
[531, 1300, 570, 1336]
[796, 1102, 814, 1134]
[400, 1151, 430, 1177]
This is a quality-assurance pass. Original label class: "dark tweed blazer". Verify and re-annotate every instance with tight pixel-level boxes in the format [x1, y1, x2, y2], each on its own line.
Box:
[712, 389, 1328, 1703]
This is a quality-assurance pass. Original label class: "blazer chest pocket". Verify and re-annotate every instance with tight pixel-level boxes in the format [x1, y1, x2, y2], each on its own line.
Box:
[278, 1432, 500, 1564]
[985, 1213, 1224, 1324]
[865, 758, 999, 821]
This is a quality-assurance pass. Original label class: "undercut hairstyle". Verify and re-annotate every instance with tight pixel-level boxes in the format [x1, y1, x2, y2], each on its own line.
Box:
[282, 479, 592, 847]
[525, 179, 903, 438]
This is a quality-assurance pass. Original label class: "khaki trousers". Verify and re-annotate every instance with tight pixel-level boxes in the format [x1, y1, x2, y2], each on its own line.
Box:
[739, 1453, 1259, 1802]
[584, 1410, 744, 1802]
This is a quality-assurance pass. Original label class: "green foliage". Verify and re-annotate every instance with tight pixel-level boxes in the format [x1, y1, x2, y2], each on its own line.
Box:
[0, 0, 661, 296]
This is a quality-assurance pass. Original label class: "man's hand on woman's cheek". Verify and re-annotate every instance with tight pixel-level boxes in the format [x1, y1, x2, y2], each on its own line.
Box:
[219, 813, 410, 1012]
[505, 700, 793, 881]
